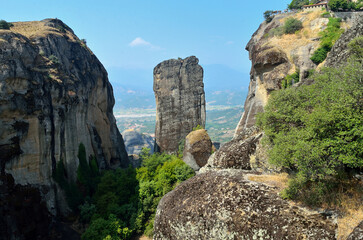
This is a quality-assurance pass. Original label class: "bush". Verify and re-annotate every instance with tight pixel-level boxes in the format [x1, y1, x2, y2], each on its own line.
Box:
[257, 55, 363, 206]
[311, 17, 343, 64]
[328, 0, 348, 11]
[263, 10, 274, 23]
[0, 20, 13, 30]
[282, 70, 300, 88]
[288, 0, 309, 9]
[192, 124, 204, 131]
[348, 36, 363, 60]
[284, 18, 303, 34]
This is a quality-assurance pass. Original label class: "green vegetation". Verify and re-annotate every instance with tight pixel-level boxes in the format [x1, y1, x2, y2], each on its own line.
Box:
[0, 20, 13, 30]
[257, 39, 363, 206]
[288, 0, 318, 9]
[311, 17, 343, 65]
[284, 18, 303, 34]
[192, 124, 204, 131]
[328, 0, 363, 11]
[281, 70, 299, 88]
[49, 54, 60, 65]
[55, 143, 195, 239]
[263, 10, 274, 23]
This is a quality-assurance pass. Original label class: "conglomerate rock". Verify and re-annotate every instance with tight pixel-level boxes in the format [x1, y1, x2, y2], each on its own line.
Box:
[153, 56, 205, 154]
[0, 19, 128, 215]
[154, 170, 337, 240]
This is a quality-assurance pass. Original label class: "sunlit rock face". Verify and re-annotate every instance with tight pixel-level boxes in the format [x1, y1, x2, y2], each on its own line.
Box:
[153, 56, 206, 154]
[154, 170, 337, 240]
[0, 18, 128, 215]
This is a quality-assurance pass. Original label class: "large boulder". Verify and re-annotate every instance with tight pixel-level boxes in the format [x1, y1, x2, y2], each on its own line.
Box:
[153, 56, 206, 154]
[201, 133, 262, 171]
[154, 170, 337, 240]
[182, 129, 213, 171]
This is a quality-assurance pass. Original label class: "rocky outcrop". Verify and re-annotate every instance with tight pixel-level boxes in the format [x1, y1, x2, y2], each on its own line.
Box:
[182, 129, 212, 171]
[347, 221, 363, 240]
[122, 129, 154, 155]
[0, 19, 128, 215]
[234, 11, 327, 138]
[201, 133, 262, 171]
[325, 13, 363, 67]
[153, 56, 205, 154]
[154, 170, 337, 240]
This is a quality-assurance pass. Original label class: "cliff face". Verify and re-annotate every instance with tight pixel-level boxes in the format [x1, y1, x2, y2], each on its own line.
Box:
[0, 19, 128, 214]
[154, 11, 363, 239]
[153, 56, 206, 154]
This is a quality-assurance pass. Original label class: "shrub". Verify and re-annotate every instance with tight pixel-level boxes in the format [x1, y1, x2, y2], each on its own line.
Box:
[328, 0, 348, 11]
[263, 10, 274, 23]
[192, 124, 204, 131]
[269, 26, 284, 37]
[0, 20, 13, 30]
[257, 55, 363, 206]
[281, 70, 300, 88]
[311, 17, 343, 64]
[284, 18, 303, 34]
[288, 0, 309, 9]
[48, 55, 60, 65]
[348, 36, 363, 60]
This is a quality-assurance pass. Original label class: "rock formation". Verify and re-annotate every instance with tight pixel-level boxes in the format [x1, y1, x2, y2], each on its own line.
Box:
[122, 129, 154, 156]
[347, 221, 363, 240]
[154, 170, 337, 240]
[201, 133, 262, 171]
[153, 56, 206, 154]
[182, 129, 212, 171]
[0, 19, 128, 216]
[154, 10, 363, 239]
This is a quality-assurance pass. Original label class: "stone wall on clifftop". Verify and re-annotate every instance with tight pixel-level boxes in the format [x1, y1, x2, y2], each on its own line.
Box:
[153, 56, 205, 154]
[0, 19, 128, 215]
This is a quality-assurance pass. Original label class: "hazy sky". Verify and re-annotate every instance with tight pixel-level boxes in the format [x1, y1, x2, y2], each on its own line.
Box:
[2, 0, 290, 91]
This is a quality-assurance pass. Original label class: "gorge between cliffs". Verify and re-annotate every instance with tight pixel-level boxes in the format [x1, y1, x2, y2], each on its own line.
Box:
[1, 3, 363, 240]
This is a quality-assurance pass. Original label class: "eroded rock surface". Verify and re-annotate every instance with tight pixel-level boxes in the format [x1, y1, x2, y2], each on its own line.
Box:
[182, 129, 212, 171]
[347, 221, 363, 240]
[154, 170, 337, 240]
[0, 19, 128, 215]
[153, 56, 205, 154]
[122, 129, 154, 156]
[201, 133, 262, 171]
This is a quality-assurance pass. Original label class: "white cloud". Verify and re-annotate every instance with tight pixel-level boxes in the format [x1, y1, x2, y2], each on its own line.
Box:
[129, 37, 152, 47]
[128, 37, 161, 50]
[226, 41, 234, 45]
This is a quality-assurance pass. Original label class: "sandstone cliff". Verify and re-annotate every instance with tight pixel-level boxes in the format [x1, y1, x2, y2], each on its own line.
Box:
[0, 19, 129, 215]
[153, 56, 206, 154]
[122, 129, 154, 155]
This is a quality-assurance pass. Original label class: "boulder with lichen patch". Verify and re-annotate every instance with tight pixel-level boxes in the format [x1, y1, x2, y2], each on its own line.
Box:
[154, 170, 337, 240]
[182, 129, 213, 171]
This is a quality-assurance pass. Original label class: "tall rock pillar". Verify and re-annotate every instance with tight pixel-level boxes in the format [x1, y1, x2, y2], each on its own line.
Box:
[153, 56, 206, 154]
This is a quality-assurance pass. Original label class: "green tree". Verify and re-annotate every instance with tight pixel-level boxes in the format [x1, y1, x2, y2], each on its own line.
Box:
[263, 10, 274, 23]
[328, 0, 348, 11]
[0, 20, 13, 29]
[288, 0, 309, 9]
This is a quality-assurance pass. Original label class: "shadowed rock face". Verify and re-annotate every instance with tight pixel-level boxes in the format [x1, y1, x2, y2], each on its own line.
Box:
[153, 56, 206, 154]
[182, 129, 212, 171]
[154, 170, 337, 240]
[0, 19, 128, 214]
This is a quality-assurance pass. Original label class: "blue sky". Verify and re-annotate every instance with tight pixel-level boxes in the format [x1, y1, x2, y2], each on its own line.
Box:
[1, 0, 290, 92]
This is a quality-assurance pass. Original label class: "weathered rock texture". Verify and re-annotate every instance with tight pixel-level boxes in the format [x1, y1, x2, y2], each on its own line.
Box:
[182, 129, 212, 171]
[122, 129, 154, 156]
[347, 221, 363, 240]
[153, 56, 205, 154]
[201, 133, 262, 171]
[154, 170, 337, 240]
[0, 19, 128, 215]
[234, 10, 362, 170]
[325, 13, 363, 67]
